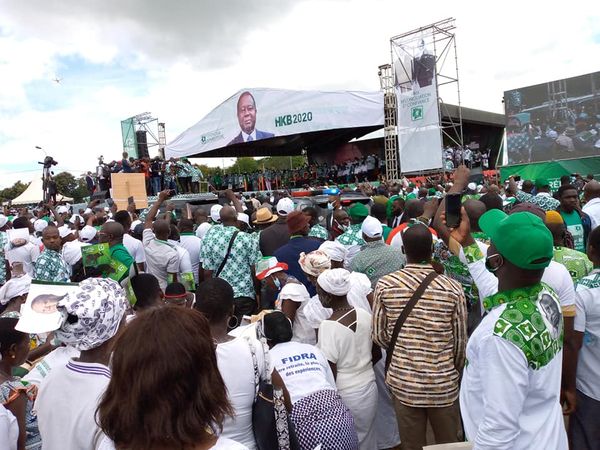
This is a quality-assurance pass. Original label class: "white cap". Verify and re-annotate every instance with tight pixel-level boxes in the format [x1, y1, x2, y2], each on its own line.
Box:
[237, 213, 250, 226]
[56, 205, 69, 215]
[195, 222, 212, 239]
[276, 197, 294, 216]
[0, 215, 7, 228]
[79, 225, 97, 242]
[83, 208, 93, 215]
[58, 226, 75, 239]
[34, 219, 48, 233]
[361, 216, 383, 239]
[210, 204, 223, 223]
[130, 219, 142, 232]
[467, 182, 477, 191]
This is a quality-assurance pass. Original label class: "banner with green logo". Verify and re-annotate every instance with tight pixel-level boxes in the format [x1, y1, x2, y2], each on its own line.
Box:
[121, 118, 138, 158]
[392, 31, 442, 173]
[500, 156, 600, 189]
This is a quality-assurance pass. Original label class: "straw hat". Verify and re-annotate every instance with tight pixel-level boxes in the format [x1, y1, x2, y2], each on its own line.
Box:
[253, 207, 278, 225]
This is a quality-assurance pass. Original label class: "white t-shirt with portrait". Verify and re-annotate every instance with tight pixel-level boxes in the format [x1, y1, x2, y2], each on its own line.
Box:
[269, 341, 336, 405]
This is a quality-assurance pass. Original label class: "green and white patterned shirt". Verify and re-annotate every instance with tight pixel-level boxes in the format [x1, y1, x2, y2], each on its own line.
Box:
[33, 249, 70, 283]
[336, 223, 365, 246]
[200, 225, 261, 299]
[350, 240, 405, 288]
[553, 246, 592, 283]
[308, 224, 329, 241]
[515, 190, 560, 212]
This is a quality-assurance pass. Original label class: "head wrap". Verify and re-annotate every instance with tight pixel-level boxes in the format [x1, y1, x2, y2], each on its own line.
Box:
[0, 275, 32, 306]
[299, 251, 331, 277]
[319, 240, 348, 263]
[317, 268, 352, 296]
[55, 278, 128, 351]
[279, 282, 310, 303]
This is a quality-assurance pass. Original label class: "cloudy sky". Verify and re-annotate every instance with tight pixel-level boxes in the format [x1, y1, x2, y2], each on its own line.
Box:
[0, 0, 599, 188]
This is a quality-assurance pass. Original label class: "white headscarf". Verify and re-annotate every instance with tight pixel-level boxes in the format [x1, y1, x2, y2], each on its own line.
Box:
[299, 251, 331, 277]
[279, 282, 310, 303]
[0, 275, 32, 305]
[317, 268, 351, 296]
[319, 240, 348, 263]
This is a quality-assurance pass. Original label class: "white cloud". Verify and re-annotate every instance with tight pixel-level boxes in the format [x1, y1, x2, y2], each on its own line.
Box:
[1, 0, 600, 188]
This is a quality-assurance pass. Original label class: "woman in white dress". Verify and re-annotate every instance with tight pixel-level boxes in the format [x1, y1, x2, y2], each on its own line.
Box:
[316, 268, 379, 450]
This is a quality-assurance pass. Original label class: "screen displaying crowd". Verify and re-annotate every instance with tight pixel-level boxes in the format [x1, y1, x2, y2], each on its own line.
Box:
[1, 162, 599, 449]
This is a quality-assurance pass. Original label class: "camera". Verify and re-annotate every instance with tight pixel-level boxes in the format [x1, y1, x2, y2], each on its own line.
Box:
[39, 156, 58, 169]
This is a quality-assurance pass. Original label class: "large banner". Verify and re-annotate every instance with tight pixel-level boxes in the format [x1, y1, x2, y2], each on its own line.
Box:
[504, 71, 600, 165]
[392, 36, 443, 173]
[121, 118, 138, 158]
[165, 89, 384, 158]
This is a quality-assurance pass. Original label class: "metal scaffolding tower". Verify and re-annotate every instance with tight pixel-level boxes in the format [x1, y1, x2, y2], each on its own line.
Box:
[547, 79, 569, 123]
[378, 63, 399, 181]
[158, 122, 167, 159]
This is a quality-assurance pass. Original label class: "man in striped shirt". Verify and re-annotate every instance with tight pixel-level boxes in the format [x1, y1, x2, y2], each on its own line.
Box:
[372, 224, 467, 450]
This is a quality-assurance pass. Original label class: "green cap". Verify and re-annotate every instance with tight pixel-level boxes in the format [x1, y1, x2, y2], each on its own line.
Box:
[534, 178, 549, 189]
[479, 209, 553, 270]
[348, 202, 369, 220]
[428, 188, 436, 195]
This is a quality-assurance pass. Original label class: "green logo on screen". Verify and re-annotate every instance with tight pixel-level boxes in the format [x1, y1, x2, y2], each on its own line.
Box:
[411, 106, 423, 121]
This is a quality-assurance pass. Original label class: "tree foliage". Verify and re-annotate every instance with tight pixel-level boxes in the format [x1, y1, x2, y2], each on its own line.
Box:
[0, 180, 28, 203]
[53, 171, 89, 203]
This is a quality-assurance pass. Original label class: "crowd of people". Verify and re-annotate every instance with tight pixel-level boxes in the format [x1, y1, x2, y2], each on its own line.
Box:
[86, 153, 389, 196]
[1, 163, 599, 450]
[443, 146, 491, 171]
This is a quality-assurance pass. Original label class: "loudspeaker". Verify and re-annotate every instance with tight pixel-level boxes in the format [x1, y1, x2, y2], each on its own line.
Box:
[91, 190, 109, 202]
[136, 130, 149, 159]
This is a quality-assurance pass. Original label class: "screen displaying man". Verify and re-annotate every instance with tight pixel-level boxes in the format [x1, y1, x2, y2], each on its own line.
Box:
[228, 91, 274, 145]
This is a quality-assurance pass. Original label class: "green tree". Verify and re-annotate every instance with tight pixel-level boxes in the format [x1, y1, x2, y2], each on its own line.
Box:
[230, 157, 259, 174]
[0, 180, 28, 203]
[53, 172, 89, 203]
[257, 156, 306, 171]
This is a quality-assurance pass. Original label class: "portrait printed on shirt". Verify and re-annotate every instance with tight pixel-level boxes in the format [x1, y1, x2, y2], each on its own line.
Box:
[538, 293, 562, 339]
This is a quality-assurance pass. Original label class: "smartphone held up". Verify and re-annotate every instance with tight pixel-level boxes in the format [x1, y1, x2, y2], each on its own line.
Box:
[445, 193, 462, 228]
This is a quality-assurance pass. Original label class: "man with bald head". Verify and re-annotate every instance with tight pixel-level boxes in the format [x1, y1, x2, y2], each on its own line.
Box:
[34, 226, 71, 282]
[143, 190, 180, 289]
[200, 204, 261, 325]
[99, 222, 133, 281]
[583, 180, 600, 230]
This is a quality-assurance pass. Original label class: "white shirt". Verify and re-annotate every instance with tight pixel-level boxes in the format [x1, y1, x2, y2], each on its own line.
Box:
[463, 241, 576, 313]
[269, 341, 336, 405]
[582, 197, 600, 231]
[6, 242, 40, 276]
[142, 229, 179, 290]
[217, 338, 265, 450]
[61, 240, 86, 267]
[168, 240, 193, 275]
[36, 359, 110, 450]
[574, 269, 600, 401]
[0, 404, 18, 450]
[24, 346, 80, 387]
[179, 234, 202, 283]
[460, 301, 568, 449]
[317, 308, 375, 393]
[123, 233, 146, 266]
[98, 436, 248, 450]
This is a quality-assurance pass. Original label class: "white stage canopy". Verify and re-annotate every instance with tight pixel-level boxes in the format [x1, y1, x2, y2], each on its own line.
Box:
[11, 177, 73, 205]
[165, 88, 384, 159]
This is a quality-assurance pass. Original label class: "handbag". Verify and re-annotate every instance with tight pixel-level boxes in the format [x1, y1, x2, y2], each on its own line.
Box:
[248, 338, 287, 450]
[385, 271, 438, 373]
[215, 230, 239, 278]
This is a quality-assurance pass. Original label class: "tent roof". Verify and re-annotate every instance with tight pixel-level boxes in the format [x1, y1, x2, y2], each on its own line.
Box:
[11, 177, 73, 205]
[165, 88, 384, 159]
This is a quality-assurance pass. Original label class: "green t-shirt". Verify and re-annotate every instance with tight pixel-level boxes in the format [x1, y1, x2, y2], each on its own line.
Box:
[560, 210, 585, 252]
[382, 225, 392, 242]
[110, 243, 134, 272]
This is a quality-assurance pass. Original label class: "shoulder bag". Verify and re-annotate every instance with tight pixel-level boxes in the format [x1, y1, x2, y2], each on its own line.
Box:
[385, 271, 438, 373]
[214, 230, 239, 278]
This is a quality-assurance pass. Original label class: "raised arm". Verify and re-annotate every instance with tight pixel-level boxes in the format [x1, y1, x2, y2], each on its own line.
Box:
[145, 190, 171, 229]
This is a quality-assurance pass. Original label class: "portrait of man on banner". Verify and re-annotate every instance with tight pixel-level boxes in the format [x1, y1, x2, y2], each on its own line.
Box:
[227, 91, 275, 145]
